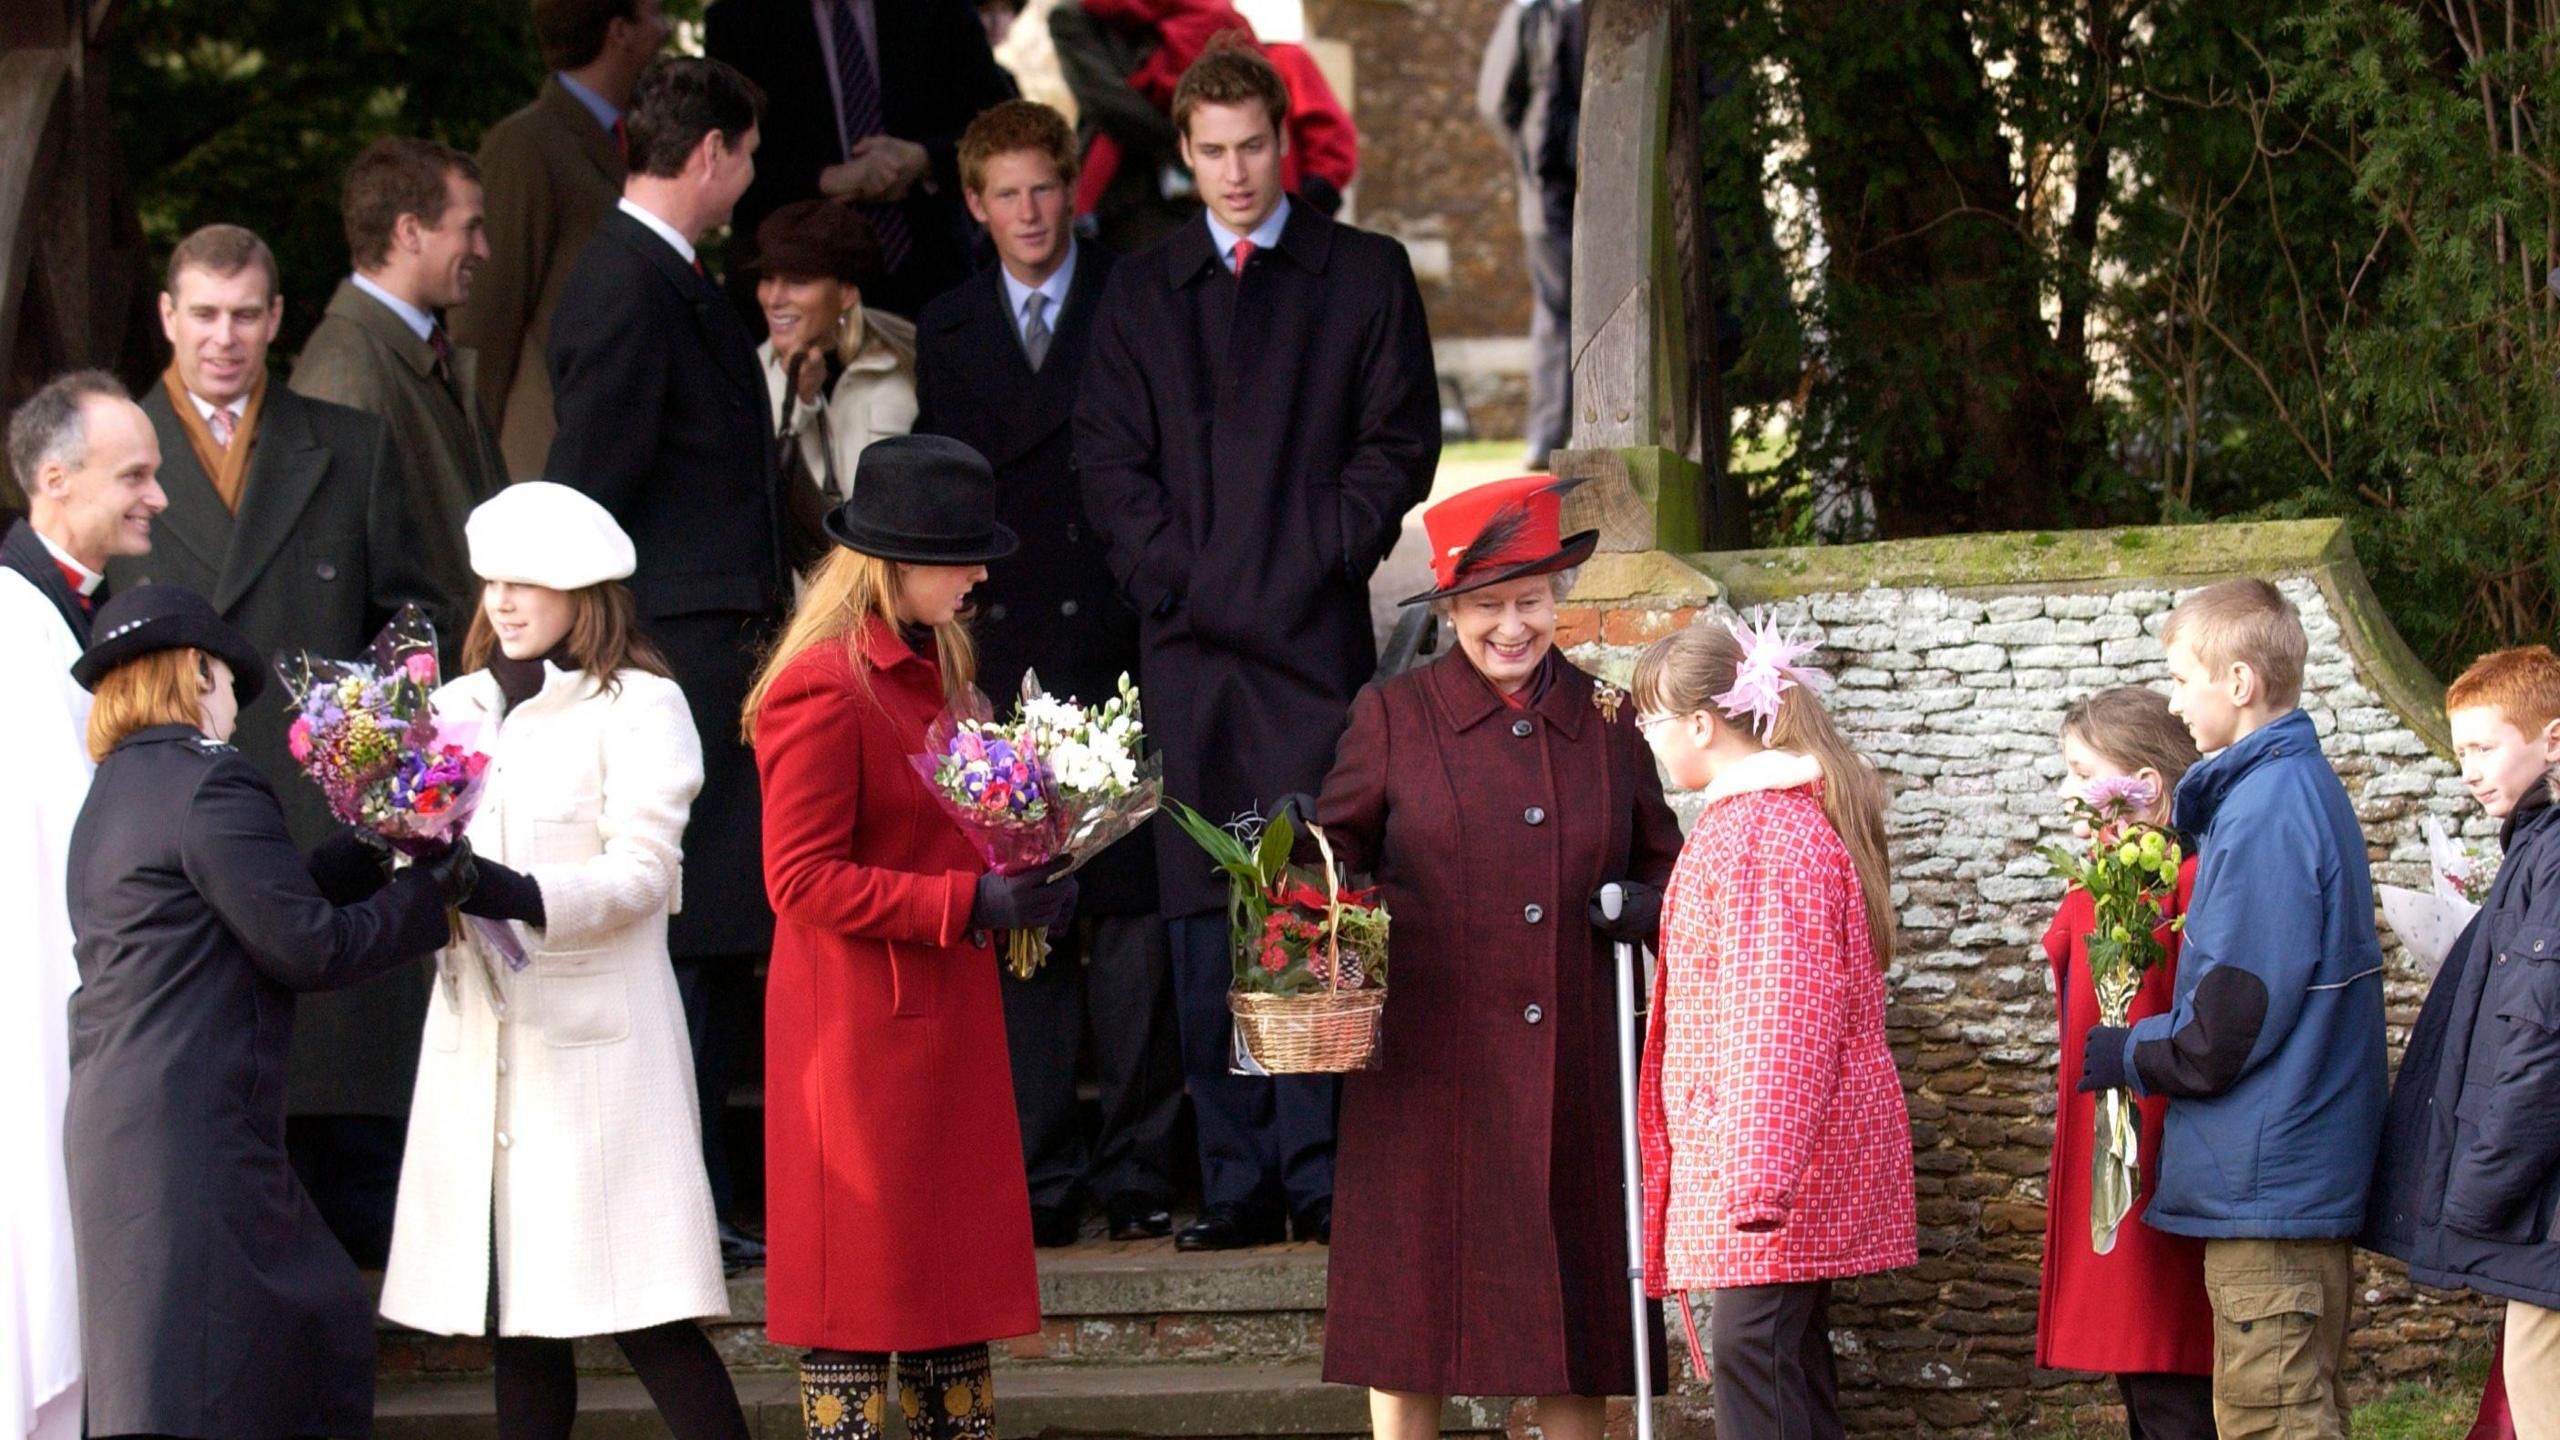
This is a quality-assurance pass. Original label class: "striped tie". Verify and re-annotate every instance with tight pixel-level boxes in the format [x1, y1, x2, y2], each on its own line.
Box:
[830, 0, 913, 271]
[208, 405, 237, 449]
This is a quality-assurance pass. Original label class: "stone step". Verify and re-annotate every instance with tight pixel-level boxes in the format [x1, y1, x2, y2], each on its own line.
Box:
[374, 1364, 1513, 1439]
[379, 1242, 1335, 1380]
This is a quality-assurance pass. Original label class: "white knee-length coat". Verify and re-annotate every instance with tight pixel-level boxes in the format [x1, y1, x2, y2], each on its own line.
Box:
[379, 663, 727, 1337]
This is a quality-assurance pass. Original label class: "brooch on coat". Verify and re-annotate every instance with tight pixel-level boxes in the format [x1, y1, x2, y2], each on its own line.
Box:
[1593, 680, 1626, 723]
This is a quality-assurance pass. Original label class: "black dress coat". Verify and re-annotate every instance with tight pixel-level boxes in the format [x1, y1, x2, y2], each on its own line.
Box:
[547, 204, 789, 959]
[706, 0, 1018, 320]
[113, 382, 448, 1115]
[64, 725, 451, 1440]
[1074, 204, 1441, 917]
[914, 243, 1153, 914]
[1311, 652, 1680, 1396]
[0, 515, 99, 642]
[2365, 790, 2560, 1309]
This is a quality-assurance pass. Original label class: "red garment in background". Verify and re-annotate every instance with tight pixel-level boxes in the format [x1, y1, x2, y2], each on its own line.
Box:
[1073, 0, 1358, 215]
[2036, 858, 2214, 1376]
[2470, 1339, 2516, 1440]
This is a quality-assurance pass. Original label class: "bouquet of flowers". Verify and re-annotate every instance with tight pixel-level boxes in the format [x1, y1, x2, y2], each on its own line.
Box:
[1165, 800, 1389, 1073]
[910, 672, 1162, 977]
[2040, 774, 2184, 1255]
[2379, 816, 2499, 979]
[274, 605, 525, 994]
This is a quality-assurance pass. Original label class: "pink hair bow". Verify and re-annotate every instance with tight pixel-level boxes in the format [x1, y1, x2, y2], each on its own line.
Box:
[1712, 610, 1832, 739]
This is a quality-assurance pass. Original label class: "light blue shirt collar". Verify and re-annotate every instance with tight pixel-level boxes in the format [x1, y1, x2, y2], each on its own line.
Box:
[998, 241, 1078, 342]
[555, 71, 621, 133]
[350, 272, 438, 343]
[1207, 196, 1292, 271]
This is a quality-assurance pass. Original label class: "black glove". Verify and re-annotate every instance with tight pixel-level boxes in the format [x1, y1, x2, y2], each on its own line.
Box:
[1270, 792, 1318, 833]
[971, 869, 1079, 934]
[417, 838, 481, 909]
[458, 857, 546, 926]
[308, 829, 396, 906]
[2079, 1025, 2134, 1093]
[1588, 881, 1663, 945]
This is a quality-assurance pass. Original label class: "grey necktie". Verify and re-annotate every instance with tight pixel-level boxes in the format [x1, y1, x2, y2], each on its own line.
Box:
[1022, 291, 1052, 371]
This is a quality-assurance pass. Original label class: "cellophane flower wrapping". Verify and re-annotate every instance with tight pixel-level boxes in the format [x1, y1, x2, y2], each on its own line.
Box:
[2039, 777, 2183, 1255]
[2380, 816, 2501, 979]
[272, 605, 526, 980]
[1012, 670, 1162, 878]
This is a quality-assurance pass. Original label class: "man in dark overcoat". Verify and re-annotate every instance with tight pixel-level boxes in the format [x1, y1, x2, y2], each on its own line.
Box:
[916, 100, 1180, 1246]
[545, 55, 785, 1267]
[113, 224, 447, 1268]
[1074, 46, 1441, 1249]
[706, 0, 1018, 320]
[291, 136, 508, 621]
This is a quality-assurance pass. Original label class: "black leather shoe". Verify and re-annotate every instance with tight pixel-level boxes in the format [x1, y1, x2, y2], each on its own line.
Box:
[1175, 1201, 1283, 1252]
[1030, 1204, 1083, 1248]
[719, 1221, 767, 1275]
[1290, 1197, 1331, 1244]
[1106, 1194, 1174, 1242]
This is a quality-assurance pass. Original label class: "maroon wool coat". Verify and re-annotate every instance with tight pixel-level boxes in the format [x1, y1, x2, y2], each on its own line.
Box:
[755, 623, 1041, 1351]
[1313, 651, 1682, 1397]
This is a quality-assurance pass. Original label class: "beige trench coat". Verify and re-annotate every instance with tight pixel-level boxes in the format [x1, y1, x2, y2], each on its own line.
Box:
[378, 664, 726, 1338]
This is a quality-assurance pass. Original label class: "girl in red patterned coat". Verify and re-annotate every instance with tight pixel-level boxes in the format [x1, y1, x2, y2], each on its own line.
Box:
[2040, 688, 2215, 1438]
[1630, 614, 1915, 1440]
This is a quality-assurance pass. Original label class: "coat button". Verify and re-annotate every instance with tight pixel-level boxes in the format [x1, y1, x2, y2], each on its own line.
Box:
[1523, 1003, 1544, 1025]
[314, 561, 338, 581]
[496, 1131, 512, 1149]
[1524, 903, 1545, 924]
[496, 1057, 509, 1076]
[989, 603, 1007, 621]
[1525, 806, 1547, 826]
[1061, 600, 1079, 617]
[1512, 719, 1534, 738]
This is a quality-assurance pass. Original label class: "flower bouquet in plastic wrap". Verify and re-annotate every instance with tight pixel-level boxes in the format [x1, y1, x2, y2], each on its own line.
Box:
[2379, 816, 2499, 981]
[911, 672, 1162, 977]
[2040, 774, 2184, 1255]
[273, 604, 524, 1000]
[1165, 800, 1389, 1074]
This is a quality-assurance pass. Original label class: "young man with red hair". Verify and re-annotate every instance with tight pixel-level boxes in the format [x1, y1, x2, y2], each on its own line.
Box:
[2368, 644, 2560, 1439]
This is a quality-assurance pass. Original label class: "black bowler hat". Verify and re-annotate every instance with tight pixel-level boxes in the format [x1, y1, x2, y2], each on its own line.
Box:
[73, 583, 269, 705]
[822, 435, 1021, 565]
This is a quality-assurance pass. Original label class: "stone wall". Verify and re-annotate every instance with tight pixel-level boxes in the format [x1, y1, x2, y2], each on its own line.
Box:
[1553, 519, 2499, 1437]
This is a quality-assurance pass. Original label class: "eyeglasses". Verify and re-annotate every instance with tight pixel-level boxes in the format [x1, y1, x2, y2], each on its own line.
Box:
[1634, 711, 1677, 735]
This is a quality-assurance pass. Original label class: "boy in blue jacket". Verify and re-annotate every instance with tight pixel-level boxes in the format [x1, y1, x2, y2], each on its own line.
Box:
[2081, 578, 2387, 1440]
[2364, 646, 2560, 1436]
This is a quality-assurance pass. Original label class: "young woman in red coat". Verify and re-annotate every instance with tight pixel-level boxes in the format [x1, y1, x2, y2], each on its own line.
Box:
[1631, 615, 1915, 1440]
[2041, 688, 2215, 1438]
[744, 436, 1079, 1440]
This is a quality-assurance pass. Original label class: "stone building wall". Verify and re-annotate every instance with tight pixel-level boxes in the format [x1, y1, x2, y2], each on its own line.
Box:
[1550, 520, 2497, 1437]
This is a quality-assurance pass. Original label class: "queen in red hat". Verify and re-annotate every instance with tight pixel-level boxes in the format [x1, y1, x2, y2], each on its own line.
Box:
[1297, 475, 1684, 1435]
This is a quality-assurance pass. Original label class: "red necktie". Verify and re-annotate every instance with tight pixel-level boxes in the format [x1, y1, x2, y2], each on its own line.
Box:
[1231, 238, 1255, 279]
[612, 117, 629, 165]
[53, 561, 93, 613]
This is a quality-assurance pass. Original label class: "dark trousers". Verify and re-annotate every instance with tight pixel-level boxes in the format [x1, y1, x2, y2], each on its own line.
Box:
[286, 1113, 408, 1268]
[2117, 1372, 2217, 1440]
[1165, 914, 1335, 1213]
[673, 953, 760, 1223]
[1523, 219, 1573, 462]
[1000, 914, 1183, 1210]
[1709, 1281, 1842, 1440]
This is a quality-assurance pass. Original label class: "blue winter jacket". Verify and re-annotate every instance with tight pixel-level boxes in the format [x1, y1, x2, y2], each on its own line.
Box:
[2080, 708, 2390, 1238]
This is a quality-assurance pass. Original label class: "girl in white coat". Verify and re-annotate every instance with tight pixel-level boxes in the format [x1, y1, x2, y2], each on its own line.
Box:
[378, 483, 747, 1440]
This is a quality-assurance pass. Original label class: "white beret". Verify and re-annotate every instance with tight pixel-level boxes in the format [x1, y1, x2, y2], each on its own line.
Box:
[466, 481, 636, 589]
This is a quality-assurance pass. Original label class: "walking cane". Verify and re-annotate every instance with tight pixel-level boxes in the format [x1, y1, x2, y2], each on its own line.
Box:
[1599, 883, 1656, 1440]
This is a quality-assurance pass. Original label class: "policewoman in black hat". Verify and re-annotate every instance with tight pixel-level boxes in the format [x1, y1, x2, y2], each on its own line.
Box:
[742, 436, 1075, 1440]
[59, 583, 512, 1440]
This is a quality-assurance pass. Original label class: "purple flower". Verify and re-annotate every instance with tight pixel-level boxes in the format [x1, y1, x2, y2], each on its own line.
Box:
[2083, 774, 2158, 814]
